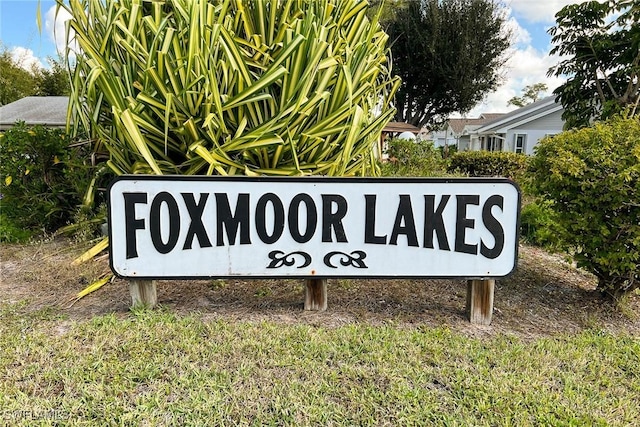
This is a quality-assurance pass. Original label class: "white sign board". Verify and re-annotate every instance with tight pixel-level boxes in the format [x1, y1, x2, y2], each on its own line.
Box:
[108, 176, 520, 279]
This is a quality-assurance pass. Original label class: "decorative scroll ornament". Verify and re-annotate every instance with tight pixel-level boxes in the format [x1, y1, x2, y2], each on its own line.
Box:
[267, 250, 312, 269]
[323, 250, 368, 269]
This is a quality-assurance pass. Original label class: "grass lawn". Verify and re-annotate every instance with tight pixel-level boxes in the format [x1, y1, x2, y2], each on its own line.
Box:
[1, 303, 639, 426]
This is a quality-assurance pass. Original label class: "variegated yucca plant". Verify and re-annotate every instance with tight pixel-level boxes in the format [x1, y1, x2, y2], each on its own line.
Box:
[59, 0, 400, 178]
[51, 0, 400, 299]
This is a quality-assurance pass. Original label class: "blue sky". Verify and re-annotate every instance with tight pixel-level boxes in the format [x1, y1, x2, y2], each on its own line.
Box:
[1, 1, 58, 59]
[0, 0, 586, 116]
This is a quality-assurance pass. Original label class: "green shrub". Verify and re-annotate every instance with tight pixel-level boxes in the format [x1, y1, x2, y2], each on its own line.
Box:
[438, 144, 458, 159]
[380, 138, 449, 177]
[519, 200, 561, 248]
[448, 151, 528, 182]
[529, 116, 640, 298]
[0, 214, 33, 243]
[0, 122, 100, 240]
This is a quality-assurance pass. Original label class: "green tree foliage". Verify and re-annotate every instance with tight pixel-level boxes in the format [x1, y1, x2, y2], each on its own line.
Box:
[0, 123, 98, 237]
[34, 57, 70, 96]
[60, 0, 400, 178]
[548, 0, 640, 128]
[0, 48, 38, 106]
[0, 47, 70, 105]
[528, 116, 640, 298]
[508, 83, 548, 108]
[379, 0, 512, 128]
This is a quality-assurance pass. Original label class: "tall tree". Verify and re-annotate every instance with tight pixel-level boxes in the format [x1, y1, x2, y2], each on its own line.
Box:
[380, 0, 512, 128]
[34, 57, 71, 97]
[548, 0, 640, 128]
[508, 83, 548, 107]
[0, 48, 37, 106]
[0, 48, 69, 105]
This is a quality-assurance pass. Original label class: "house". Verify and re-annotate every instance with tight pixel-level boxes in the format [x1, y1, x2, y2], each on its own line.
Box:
[472, 96, 564, 155]
[0, 96, 69, 130]
[432, 113, 506, 150]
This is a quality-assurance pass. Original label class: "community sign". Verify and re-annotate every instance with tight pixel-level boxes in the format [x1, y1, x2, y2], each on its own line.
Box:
[108, 176, 520, 279]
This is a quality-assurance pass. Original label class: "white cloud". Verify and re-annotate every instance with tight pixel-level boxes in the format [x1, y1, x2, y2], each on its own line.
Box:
[44, 5, 75, 57]
[451, 3, 575, 119]
[506, 14, 532, 46]
[461, 45, 566, 117]
[508, 0, 591, 24]
[10, 47, 45, 71]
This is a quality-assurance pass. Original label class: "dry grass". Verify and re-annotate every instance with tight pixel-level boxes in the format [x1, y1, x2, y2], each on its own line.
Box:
[1, 238, 638, 339]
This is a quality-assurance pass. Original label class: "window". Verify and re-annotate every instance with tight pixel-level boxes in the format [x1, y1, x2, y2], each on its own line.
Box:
[514, 134, 526, 153]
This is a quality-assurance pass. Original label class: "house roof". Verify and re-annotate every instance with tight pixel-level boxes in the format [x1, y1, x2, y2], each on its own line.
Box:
[479, 113, 506, 121]
[0, 96, 69, 130]
[447, 113, 506, 135]
[447, 118, 475, 134]
[382, 121, 421, 134]
[475, 96, 562, 134]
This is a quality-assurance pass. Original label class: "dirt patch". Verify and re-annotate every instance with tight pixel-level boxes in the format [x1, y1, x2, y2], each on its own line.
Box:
[1, 238, 638, 339]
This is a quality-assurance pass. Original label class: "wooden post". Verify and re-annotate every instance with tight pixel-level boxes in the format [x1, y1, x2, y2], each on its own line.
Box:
[129, 280, 157, 308]
[304, 278, 327, 311]
[466, 279, 495, 325]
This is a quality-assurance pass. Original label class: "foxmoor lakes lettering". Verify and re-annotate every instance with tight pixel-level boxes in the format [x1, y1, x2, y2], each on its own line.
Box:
[123, 192, 505, 259]
[108, 176, 520, 279]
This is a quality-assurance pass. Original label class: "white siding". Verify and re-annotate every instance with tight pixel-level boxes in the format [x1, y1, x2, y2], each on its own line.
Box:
[503, 110, 564, 154]
[512, 109, 564, 131]
[457, 135, 470, 151]
[493, 109, 564, 155]
[504, 129, 559, 155]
